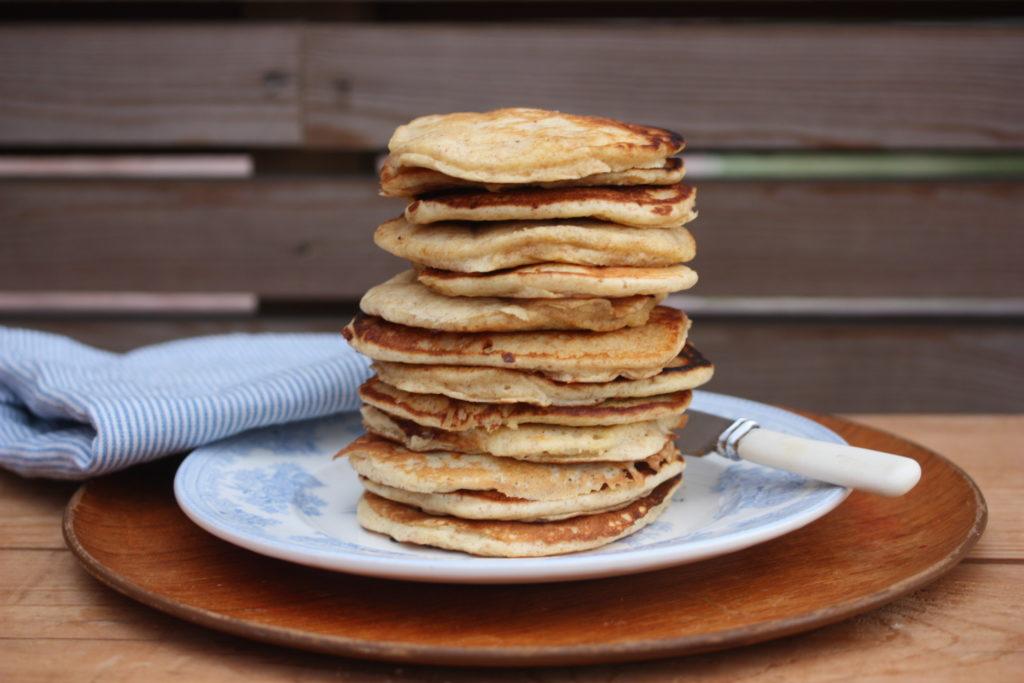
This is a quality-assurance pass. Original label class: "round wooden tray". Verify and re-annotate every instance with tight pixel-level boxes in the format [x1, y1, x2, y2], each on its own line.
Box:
[63, 412, 985, 667]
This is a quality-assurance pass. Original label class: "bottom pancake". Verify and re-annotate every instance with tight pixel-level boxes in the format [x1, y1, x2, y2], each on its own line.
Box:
[357, 475, 681, 557]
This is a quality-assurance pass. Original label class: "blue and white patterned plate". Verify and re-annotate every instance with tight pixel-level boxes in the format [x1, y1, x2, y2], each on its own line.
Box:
[174, 390, 849, 584]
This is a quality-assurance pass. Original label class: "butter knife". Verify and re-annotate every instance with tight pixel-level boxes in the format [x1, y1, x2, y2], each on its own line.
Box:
[677, 410, 921, 496]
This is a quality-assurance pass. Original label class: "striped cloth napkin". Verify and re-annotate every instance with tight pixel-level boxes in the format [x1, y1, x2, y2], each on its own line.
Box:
[0, 327, 371, 479]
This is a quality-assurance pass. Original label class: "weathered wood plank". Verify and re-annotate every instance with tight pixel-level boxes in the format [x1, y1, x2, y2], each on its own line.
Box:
[1, 25, 1021, 149]
[0, 475, 76, 550]
[0, 292, 256, 315]
[5, 317, 1023, 413]
[0, 179, 404, 298]
[693, 319, 1024, 413]
[0, 550, 1020, 682]
[853, 415, 1023, 561]
[698, 181, 1024, 298]
[304, 24, 1024, 149]
[0, 26, 301, 146]
[1, 179, 1020, 299]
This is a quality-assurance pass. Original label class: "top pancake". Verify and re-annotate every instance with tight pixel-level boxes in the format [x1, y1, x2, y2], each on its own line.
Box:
[387, 108, 684, 184]
[405, 184, 696, 229]
[342, 306, 690, 382]
[379, 156, 685, 198]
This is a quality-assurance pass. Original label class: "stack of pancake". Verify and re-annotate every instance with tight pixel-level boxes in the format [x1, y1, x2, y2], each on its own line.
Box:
[339, 108, 713, 557]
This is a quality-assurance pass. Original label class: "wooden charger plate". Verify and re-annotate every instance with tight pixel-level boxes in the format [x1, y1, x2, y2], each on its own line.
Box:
[63, 412, 985, 667]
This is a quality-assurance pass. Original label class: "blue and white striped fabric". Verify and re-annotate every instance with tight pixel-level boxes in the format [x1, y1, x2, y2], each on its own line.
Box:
[0, 327, 372, 479]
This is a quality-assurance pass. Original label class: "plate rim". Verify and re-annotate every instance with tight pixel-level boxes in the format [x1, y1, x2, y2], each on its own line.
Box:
[172, 390, 851, 583]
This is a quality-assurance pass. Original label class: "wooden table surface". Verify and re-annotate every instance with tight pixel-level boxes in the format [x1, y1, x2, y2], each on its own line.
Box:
[2, 415, 1021, 682]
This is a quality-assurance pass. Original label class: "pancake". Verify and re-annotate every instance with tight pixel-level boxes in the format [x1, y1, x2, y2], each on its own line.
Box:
[340, 434, 681, 499]
[360, 270, 659, 333]
[360, 450, 682, 521]
[416, 263, 698, 299]
[387, 108, 684, 184]
[405, 185, 696, 229]
[371, 344, 714, 406]
[356, 475, 681, 557]
[379, 156, 685, 197]
[374, 217, 696, 273]
[342, 306, 690, 383]
[361, 406, 681, 462]
[359, 376, 692, 430]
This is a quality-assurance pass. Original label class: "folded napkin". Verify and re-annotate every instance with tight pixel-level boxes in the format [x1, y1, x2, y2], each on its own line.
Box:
[0, 328, 371, 479]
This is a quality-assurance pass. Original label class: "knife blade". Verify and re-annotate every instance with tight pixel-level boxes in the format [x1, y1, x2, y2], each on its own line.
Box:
[676, 409, 921, 497]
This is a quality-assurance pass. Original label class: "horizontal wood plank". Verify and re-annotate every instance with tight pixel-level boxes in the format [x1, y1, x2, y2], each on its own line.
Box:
[852, 415, 1023, 561]
[1, 25, 1022, 149]
[692, 319, 1024, 413]
[0, 26, 301, 146]
[0, 475, 76, 550]
[305, 24, 1024, 150]
[0, 155, 252, 178]
[6, 317, 1022, 413]
[0, 549, 1020, 681]
[0, 179, 405, 298]
[1, 179, 1021, 299]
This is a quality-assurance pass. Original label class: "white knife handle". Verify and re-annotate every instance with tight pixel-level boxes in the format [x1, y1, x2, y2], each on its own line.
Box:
[735, 428, 921, 497]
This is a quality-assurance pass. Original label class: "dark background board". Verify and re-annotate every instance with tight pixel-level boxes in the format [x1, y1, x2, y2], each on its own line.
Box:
[2, 180, 1020, 299]
[2, 24, 1022, 149]
[1, 2, 1022, 412]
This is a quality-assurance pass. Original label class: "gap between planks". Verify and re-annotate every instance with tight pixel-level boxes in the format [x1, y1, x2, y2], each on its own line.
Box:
[4, 294, 1024, 319]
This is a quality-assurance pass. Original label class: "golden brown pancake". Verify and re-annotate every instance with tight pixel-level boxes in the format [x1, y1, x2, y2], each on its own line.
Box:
[359, 376, 691, 431]
[374, 216, 696, 273]
[379, 156, 685, 197]
[342, 306, 690, 382]
[371, 344, 714, 406]
[405, 184, 696, 229]
[340, 434, 681, 500]
[360, 405, 682, 462]
[356, 475, 682, 557]
[360, 452, 682, 521]
[387, 108, 684, 184]
[415, 263, 698, 299]
[360, 270, 659, 333]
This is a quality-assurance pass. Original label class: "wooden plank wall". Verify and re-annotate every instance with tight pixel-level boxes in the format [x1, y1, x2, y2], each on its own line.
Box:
[1, 3, 1023, 413]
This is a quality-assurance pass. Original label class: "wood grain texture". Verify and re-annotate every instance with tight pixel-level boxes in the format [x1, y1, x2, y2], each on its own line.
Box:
[60, 414, 985, 666]
[0, 557, 1020, 682]
[0, 26, 301, 146]
[303, 24, 1024, 149]
[693, 320, 1024, 413]
[0, 414, 1017, 681]
[2, 179, 1021, 299]
[1, 25, 1021, 149]
[851, 415, 1023, 561]
[0, 179, 403, 298]
[6, 316, 1023, 413]
[0, 475, 76, 549]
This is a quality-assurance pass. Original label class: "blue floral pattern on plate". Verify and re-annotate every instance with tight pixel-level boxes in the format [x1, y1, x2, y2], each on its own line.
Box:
[174, 391, 850, 583]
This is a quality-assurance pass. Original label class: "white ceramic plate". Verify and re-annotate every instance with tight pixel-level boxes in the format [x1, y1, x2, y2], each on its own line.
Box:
[174, 390, 849, 584]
